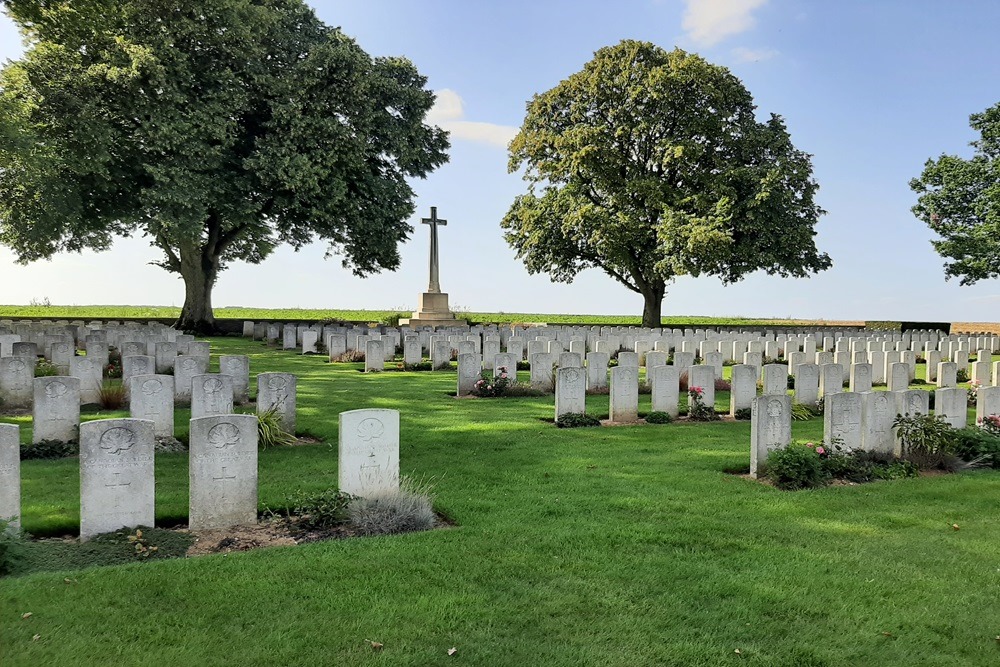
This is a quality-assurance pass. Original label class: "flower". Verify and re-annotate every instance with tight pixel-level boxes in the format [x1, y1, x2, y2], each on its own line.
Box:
[689, 386, 704, 397]
[815, 446, 826, 455]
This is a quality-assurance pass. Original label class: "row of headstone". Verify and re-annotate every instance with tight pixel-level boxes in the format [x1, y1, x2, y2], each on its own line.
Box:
[1, 406, 399, 540]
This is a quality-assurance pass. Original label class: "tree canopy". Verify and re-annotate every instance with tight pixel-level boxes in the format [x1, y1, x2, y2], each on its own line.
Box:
[911, 102, 1000, 285]
[501, 40, 831, 327]
[0, 0, 449, 332]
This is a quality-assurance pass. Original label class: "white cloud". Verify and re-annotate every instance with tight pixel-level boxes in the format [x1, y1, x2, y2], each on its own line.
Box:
[731, 46, 779, 63]
[682, 0, 769, 47]
[427, 89, 518, 149]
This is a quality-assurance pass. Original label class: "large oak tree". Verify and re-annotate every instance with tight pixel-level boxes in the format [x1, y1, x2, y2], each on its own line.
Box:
[0, 0, 449, 332]
[911, 102, 1000, 285]
[502, 41, 831, 327]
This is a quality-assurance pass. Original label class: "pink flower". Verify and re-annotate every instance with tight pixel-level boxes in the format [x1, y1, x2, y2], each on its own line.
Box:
[815, 446, 826, 455]
[500, 373, 508, 379]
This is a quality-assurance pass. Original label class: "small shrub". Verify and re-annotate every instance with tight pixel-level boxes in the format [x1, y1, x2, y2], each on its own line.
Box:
[347, 478, 436, 536]
[787, 374, 795, 389]
[967, 380, 981, 406]
[893, 413, 955, 462]
[503, 383, 546, 397]
[715, 377, 731, 391]
[105, 348, 122, 379]
[34, 359, 59, 377]
[98, 382, 127, 410]
[281, 488, 353, 530]
[258, 407, 296, 448]
[645, 411, 673, 424]
[733, 407, 752, 421]
[556, 412, 601, 428]
[687, 387, 718, 421]
[402, 361, 432, 371]
[791, 403, 816, 421]
[516, 360, 530, 371]
[764, 442, 830, 490]
[0, 519, 23, 576]
[332, 350, 365, 363]
[953, 425, 1000, 468]
[314, 337, 327, 355]
[956, 367, 970, 383]
[638, 380, 651, 395]
[472, 367, 514, 397]
[21, 439, 78, 460]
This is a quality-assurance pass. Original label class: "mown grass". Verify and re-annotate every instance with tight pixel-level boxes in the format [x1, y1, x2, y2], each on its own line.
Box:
[0, 304, 865, 327]
[1, 339, 998, 666]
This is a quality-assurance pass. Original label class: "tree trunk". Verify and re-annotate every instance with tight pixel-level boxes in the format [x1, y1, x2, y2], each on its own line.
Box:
[640, 284, 665, 329]
[176, 241, 219, 335]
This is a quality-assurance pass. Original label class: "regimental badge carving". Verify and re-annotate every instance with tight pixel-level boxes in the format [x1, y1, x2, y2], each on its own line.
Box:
[208, 422, 240, 449]
[226, 359, 242, 372]
[100, 427, 136, 455]
[203, 377, 224, 393]
[141, 379, 162, 396]
[182, 359, 197, 371]
[45, 380, 68, 398]
[357, 418, 384, 442]
[767, 399, 783, 418]
[268, 376, 287, 391]
[9, 359, 25, 373]
[562, 368, 581, 384]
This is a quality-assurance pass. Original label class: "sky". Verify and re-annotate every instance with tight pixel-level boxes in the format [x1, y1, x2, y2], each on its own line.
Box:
[1, 0, 1000, 321]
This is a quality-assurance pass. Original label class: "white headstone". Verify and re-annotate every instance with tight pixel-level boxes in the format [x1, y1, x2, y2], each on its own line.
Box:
[189, 414, 258, 530]
[365, 339, 385, 372]
[935, 387, 967, 429]
[750, 395, 791, 478]
[256, 372, 297, 433]
[586, 352, 610, 391]
[887, 362, 909, 392]
[457, 353, 482, 397]
[609, 366, 639, 422]
[0, 357, 36, 408]
[191, 374, 234, 419]
[530, 353, 554, 392]
[861, 391, 894, 453]
[688, 365, 716, 411]
[79, 418, 156, 541]
[849, 363, 872, 393]
[976, 385, 1000, 425]
[824, 392, 862, 450]
[761, 364, 787, 396]
[32, 376, 81, 444]
[0, 424, 20, 530]
[219, 355, 250, 404]
[649, 365, 679, 417]
[730, 365, 757, 416]
[338, 409, 400, 497]
[794, 363, 820, 406]
[129, 375, 175, 438]
[555, 367, 587, 418]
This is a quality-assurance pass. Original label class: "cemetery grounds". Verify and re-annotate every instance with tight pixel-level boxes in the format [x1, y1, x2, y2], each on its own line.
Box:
[1, 336, 998, 666]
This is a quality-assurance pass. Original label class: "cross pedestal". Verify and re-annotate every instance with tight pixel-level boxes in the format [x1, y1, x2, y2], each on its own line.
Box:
[399, 206, 466, 329]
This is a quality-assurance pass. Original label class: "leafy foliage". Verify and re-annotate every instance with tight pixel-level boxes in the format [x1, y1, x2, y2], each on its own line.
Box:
[258, 407, 296, 448]
[472, 367, 514, 398]
[278, 488, 354, 531]
[33, 359, 59, 377]
[98, 381, 127, 410]
[644, 411, 673, 424]
[911, 102, 1000, 285]
[764, 442, 830, 490]
[502, 41, 830, 326]
[556, 412, 601, 428]
[20, 439, 78, 460]
[686, 387, 718, 421]
[0, 0, 449, 331]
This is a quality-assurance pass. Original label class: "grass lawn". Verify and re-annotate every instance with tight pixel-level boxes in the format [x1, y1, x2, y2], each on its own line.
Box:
[1, 339, 998, 666]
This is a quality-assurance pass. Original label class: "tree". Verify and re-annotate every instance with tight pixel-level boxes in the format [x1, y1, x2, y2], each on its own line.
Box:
[0, 0, 449, 333]
[501, 41, 831, 327]
[910, 103, 1000, 285]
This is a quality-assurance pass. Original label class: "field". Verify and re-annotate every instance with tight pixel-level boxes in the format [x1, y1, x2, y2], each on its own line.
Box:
[1, 339, 999, 666]
[0, 304, 866, 328]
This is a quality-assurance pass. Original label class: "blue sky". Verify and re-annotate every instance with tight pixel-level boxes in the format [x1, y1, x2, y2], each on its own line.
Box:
[2, 0, 1000, 321]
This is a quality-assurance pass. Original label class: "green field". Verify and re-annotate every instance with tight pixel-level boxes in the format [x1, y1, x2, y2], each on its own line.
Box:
[1, 340, 998, 666]
[0, 304, 865, 328]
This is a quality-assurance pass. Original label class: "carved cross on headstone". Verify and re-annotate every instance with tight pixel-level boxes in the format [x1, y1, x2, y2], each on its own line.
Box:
[105, 472, 131, 488]
[422, 206, 447, 294]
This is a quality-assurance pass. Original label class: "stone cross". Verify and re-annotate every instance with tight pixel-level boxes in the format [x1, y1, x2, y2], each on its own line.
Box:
[422, 206, 447, 293]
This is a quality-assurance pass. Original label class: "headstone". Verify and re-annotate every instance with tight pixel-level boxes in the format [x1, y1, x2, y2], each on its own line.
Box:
[50, 341, 74, 373]
[761, 364, 787, 396]
[282, 324, 297, 350]
[793, 363, 820, 406]
[936, 362, 958, 388]
[457, 353, 482, 396]
[79, 418, 156, 541]
[122, 355, 154, 396]
[338, 409, 400, 497]
[935, 387, 967, 429]
[431, 340, 451, 370]
[13, 341, 38, 359]
[976, 385, 1000, 425]
[154, 342, 178, 374]
[555, 366, 587, 418]
[402, 336, 422, 365]
[0, 424, 20, 530]
[187, 341, 211, 362]
[529, 353, 554, 392]
[219, 355, 250, 404]
[32, 376, 81, 444]
[301, 330, 319, 354]
[494, 352, 517, 379]
[925, 350, 941, 382]
[672, 351, 695, 372]
[861, 391, 894, 453]
[586, 352, 610, 391]
[895, 389, 929, 419]
[617, 351, 639, 368]
[257, 372, 297, 433]
[645, 351, 668, 369]
[129, 375, 175, 438]
[750, 395, 791, 478]
[0, 356, 36, 408]
[688, 365, 716, 411]
[189, 414, 258, 530]
[887, 362, 909, 392]
[730, 365, 757, 416]
[869, 350, 886, 383]
[609, 366, 639, 422]
[558, 352, 582, 369]
[328, 334, 348, 360]
[971, 361, 991, 385]
[849, 363, 872, 393]
[649, 365, 679, 417]
[365, 339, 385, 372]
[174, 355, 209, 403]
[819, 363, 844, 398]
[191, 374, 234, 419]
[824, 392, 862, 450]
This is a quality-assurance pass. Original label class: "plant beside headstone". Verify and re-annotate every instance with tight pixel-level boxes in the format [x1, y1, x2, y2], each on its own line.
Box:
[645, 411, 672, 424]
[556, 412, 601, 428]
[105, 348, 122, 378]
[98, 381, 126, 410]
[33, 359, 59, 377]
[347, 478, 436, 537]
[686, 387, 718, 421]
[258, 407, 296, 448]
